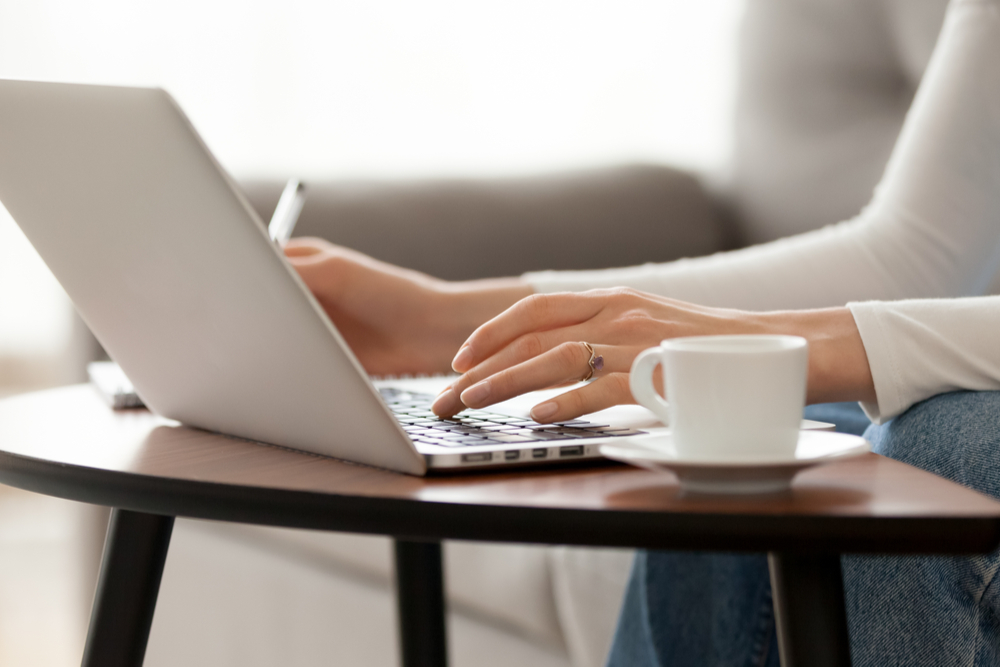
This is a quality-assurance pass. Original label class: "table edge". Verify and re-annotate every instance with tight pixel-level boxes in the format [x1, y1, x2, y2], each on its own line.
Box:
[2, 448, 999, 555]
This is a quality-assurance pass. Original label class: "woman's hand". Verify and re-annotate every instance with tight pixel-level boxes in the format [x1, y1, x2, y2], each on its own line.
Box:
[284, 238, 532, 376]
[431, 288, 876, 421]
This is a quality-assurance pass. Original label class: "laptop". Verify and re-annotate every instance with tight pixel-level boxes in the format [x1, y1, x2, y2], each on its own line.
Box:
[0, 80, 830, 474]
[0, 79, 669, 474]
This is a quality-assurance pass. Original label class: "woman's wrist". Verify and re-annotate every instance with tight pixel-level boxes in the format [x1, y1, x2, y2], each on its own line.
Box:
[430, 277, 534, 357]
[762, 307, 876, 405]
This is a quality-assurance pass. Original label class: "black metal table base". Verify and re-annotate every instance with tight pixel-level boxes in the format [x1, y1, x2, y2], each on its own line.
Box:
[394, 539, 448, 667]
[82, 509, 174, 667]
[78, 513, 850, 667]
[768, 552, 852, 667]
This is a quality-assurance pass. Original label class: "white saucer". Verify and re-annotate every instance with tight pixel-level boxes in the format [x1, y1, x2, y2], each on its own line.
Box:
[600, 431, 871, 494]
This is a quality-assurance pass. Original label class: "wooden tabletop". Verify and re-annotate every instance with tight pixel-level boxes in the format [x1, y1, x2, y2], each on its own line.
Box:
[1, 385, 999, 554]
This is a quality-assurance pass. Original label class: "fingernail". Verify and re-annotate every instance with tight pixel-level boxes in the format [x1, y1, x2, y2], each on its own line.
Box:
[431, 388, 459, 415]
[530, 402, 557, 422]
[452, 345, 473, 373]
[460, 380, 491, 407]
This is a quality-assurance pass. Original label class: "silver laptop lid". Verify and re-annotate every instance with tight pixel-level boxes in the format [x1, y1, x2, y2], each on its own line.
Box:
[0, 80, 426, 475]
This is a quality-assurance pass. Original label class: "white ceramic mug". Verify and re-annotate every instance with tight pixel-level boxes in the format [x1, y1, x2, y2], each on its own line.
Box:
[629, 335, 808, 461]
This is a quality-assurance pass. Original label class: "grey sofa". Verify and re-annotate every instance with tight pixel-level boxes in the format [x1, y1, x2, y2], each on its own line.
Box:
[240, 165, 730, 280]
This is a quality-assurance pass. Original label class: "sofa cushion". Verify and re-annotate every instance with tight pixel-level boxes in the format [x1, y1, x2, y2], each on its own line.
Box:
[548, 546, 633, 667]
[194, 521, 567, 650]
[239, 165, 729, 282]
[149, 519, 571, 667]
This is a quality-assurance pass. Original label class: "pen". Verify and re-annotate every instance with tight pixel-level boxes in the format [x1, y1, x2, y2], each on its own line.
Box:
[268, 178, 307, 246]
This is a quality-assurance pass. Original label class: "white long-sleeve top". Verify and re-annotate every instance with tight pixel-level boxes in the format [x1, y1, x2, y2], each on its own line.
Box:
[525, 0, 1000, 423]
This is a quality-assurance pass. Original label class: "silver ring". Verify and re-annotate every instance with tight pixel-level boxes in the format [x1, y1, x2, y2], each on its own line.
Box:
[580, 342, 604, 382]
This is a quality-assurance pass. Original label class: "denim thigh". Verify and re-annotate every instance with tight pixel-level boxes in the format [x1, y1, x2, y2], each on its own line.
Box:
[608, 394, 1000, 667]
[844, 391, 1000, 667]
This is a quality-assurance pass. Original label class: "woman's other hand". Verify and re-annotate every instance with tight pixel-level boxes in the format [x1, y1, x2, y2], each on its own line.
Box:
[284, 238, 531, 376]
[431, 288, 875, 421]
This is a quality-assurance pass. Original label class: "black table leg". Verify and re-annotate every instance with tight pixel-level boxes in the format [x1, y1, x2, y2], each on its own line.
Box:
[394, 539, 448, 667]
[768, 552, 852, 667]
[82, 509, 174, 667]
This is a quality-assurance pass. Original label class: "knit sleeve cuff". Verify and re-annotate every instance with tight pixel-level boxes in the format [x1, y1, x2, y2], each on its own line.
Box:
[847, 301, 907, 424]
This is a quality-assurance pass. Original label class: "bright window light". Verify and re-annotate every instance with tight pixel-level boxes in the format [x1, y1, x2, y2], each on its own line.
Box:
[0, 0, 743, 356]
[0, 202, 73, 355]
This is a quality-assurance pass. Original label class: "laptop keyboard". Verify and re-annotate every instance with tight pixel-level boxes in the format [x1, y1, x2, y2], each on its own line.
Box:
[379, 387, 645, 448]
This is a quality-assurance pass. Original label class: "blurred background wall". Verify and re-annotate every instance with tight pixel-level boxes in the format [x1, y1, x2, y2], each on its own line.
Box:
[0, 0, 742, 394]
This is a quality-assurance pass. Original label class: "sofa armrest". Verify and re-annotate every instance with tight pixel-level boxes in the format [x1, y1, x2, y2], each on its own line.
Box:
[240, 164, 728, 281]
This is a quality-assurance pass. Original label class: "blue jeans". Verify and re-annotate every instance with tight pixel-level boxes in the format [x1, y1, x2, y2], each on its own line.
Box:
[607, 393, 1000, 667]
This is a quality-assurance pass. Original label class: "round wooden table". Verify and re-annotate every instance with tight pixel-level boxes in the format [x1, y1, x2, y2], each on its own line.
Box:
[2, 385, 1000, 667]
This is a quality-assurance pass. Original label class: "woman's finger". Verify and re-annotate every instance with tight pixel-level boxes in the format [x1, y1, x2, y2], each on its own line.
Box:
[452, 291, 609, 373]
[435, 329, 579, 413]
[467, 341, 594, 406]
[434, 341, 629, 417]
[433, 339, 592, 416]
[437, 324, 581, 414]
[528, 372, 634, 422]
[283, 237, 329, 257]
[283, 245, 358, 304]
[461, 319, 631, 384]
[451, 342, 591, 416]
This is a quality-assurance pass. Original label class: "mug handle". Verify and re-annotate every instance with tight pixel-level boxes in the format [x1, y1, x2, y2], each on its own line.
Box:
[629, 346, 671, 425]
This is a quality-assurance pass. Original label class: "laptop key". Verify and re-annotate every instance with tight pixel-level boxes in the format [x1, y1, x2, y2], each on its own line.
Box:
[484, 434, 534, 443]
[421, 439, 466, 448]
[454, 436, 489, 444]
[522, 431, 574, 441]
[439, 424, 476, 433]
[412, 437, 454, 446]
[407, 428, 441, 436]
[510, 429, 572, 439]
